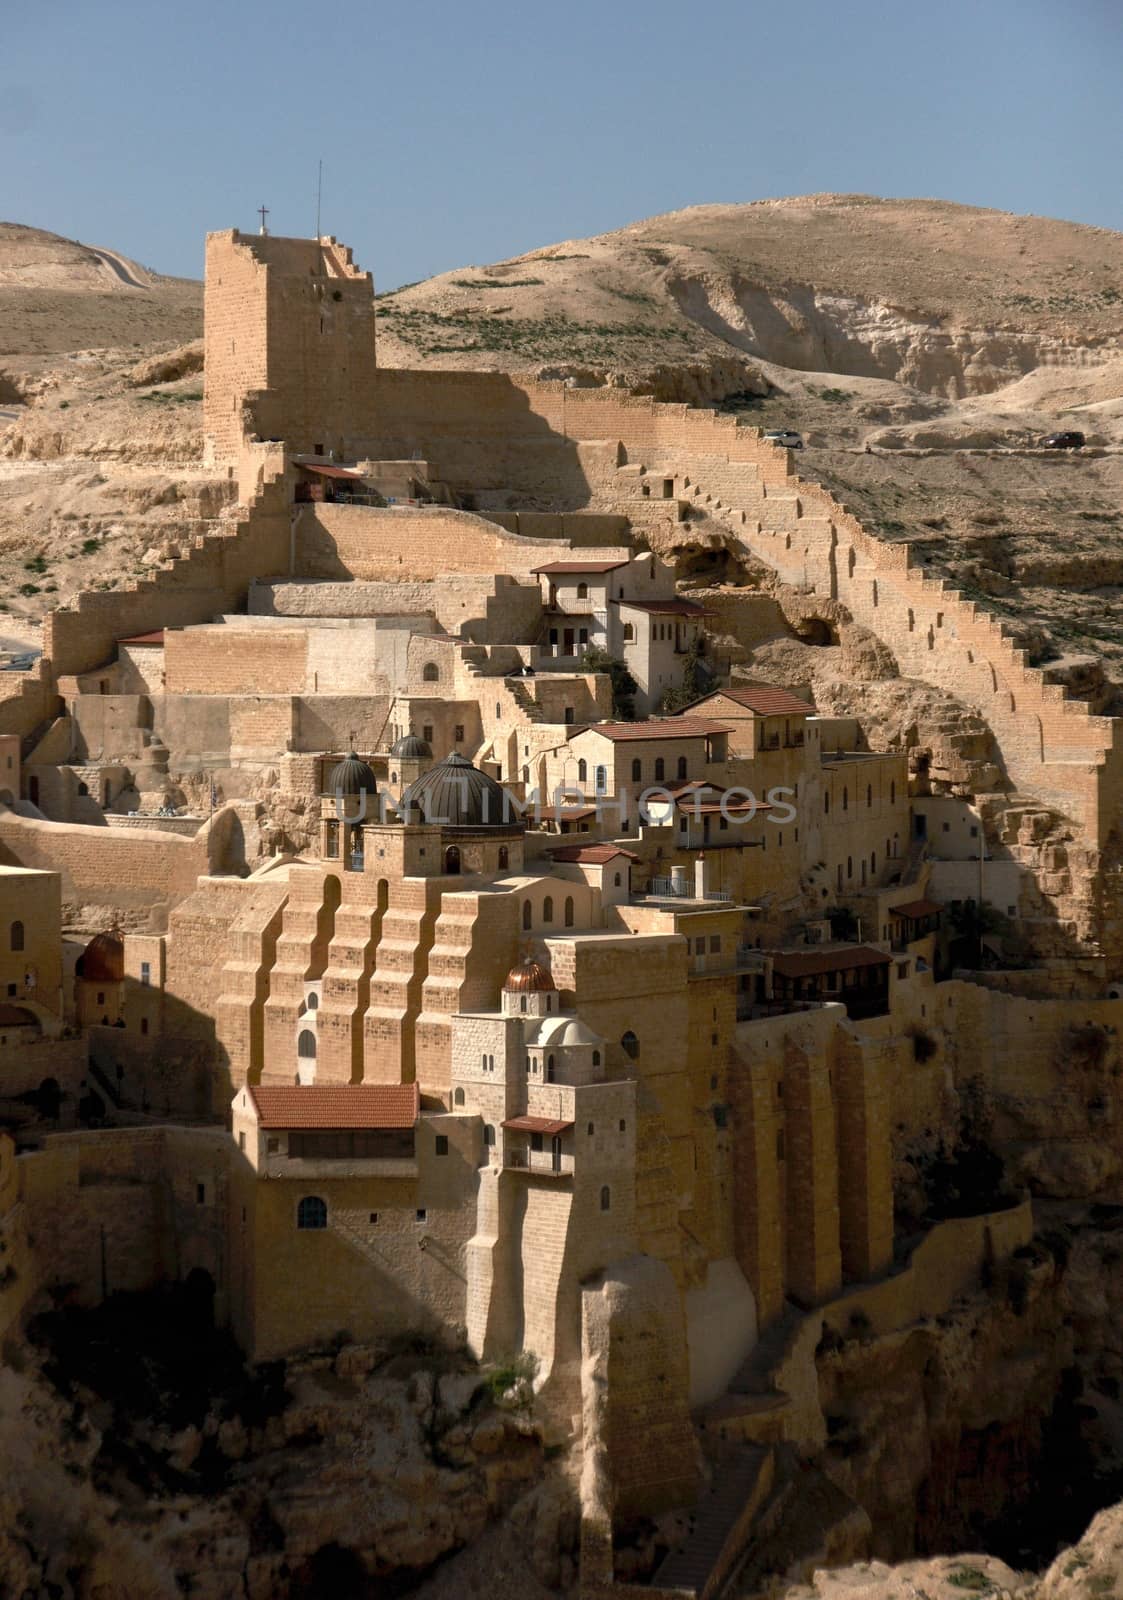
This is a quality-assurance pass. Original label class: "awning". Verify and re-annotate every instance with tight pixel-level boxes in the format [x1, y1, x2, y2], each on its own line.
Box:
[771, 947, 892, 980]
[299, 463, 364, 481]
[889, 899, 943, 919]
[501, 1116, 573, 1135]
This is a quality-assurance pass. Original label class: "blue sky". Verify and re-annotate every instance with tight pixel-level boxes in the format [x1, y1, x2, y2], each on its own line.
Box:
[4, 0, 1121, 289]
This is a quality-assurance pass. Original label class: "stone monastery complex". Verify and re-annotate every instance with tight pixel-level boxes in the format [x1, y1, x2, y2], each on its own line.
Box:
[1, 227, 1122, 1590]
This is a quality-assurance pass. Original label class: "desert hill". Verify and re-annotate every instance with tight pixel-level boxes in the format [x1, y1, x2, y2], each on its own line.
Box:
[1, 196, 1122, 691]
[0, 223, 201, 358]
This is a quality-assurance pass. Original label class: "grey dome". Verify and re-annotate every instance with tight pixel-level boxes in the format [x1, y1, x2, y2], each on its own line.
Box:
[390, 732, 433, 760]
[407, 752, 521, 831]
[327, 751, 377, 797]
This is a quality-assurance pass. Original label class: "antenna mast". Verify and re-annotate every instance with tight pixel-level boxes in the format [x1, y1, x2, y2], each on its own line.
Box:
[315, 159, 323, 239]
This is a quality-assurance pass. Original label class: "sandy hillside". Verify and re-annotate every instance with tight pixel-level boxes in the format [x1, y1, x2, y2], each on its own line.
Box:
[0, 223, 201, 359]
[1, 196, 1122, 686]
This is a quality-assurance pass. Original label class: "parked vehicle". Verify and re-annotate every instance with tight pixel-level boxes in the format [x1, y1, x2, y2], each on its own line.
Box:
[763, 429, 804, 450]
[1041, 430, 1085, 449]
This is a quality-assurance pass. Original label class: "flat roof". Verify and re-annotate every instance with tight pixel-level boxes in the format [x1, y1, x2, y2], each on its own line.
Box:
[117, 630, 165, 646]
[621, 598, 712, 617]
[247, 1084, 419, 1130]
[298, 463, 364, 481]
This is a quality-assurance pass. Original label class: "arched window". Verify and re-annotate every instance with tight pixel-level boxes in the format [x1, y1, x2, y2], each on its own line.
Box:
[623, 622, 635, 642]
[577, 758, 587, 783]
[677, 756, 688, 780]
[621, 1030, 639, 1060]
[444, 844, 461, 875]
[592, 1049, 601, 1067]
[77, 781, 89, 796]
[422, 661, 440, 682]
[454, 1087, 465, 1106]
[547, 1054, 556, 1082]
[543, 896, 554, 923]
[481, 1052, 488, 1071]
[871, 850, 877, 874]
[564, 896, 574, 927]
[488, 1054, 494, 1073]
[10, 921, 24, 952]
[297, 1030, 316, 1058]
[824, 792, 830, 815]
[631, 758, 642, 782]
[498, 846, 509, 870]
[297, 1196, 327, 1230]
[654, 757, 665, 781]
[867, 785, 872, 808]
[613, 872, 622, 887]
[522, 899, 532, 930]
[483, 1124, 496, 1147]
[842, 787, 848, 812]
[306, 992, 319, 1010]
[594, 765, 608, 795]
[600, 1185, 611, 1212]
[847, 855, 853, 878]
[576, 582, 589, 599]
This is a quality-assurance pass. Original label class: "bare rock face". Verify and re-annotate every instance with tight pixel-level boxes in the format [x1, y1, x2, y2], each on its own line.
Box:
[127, 340, 205, 388]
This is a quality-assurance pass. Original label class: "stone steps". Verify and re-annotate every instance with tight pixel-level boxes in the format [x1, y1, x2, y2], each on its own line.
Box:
[652, 1444, 772, 1597]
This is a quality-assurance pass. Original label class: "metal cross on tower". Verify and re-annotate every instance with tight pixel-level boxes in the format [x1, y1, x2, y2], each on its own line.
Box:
[257, 205, 270, 236]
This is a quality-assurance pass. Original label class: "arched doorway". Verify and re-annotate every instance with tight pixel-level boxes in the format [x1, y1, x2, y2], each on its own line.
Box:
[445, 844, 461, 875]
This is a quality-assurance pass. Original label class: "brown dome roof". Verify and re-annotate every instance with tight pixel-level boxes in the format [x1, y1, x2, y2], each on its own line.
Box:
[80, 930, 124, 983]
[504, 957, 556, 994]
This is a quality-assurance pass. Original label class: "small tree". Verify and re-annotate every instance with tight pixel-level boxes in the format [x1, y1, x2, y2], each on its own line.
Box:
[583, 644, 637, 720]
[658, 635, 710, 714]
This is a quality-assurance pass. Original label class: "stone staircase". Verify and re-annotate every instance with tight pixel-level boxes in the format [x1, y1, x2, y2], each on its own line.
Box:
[652, 1444, 775, 1598]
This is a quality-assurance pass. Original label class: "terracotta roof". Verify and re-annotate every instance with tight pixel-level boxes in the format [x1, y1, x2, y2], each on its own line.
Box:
[117, 630, 165, 646]
[695, 685, 814, 717]
[534, 804, 598, 822]
[771, 946, 892, 980]
[247, 1084, 419, 1130]
[620, 598, 712, 617]
[889, 898, 943, 919]
[548, 844, 639, 864]
[530, 560, 627, 575]
[577, 718, 730, 742]
[299, 463, 364, 481]
[501, 1115, 574, 1135]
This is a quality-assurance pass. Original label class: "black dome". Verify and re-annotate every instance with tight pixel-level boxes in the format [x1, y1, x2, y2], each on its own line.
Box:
[407, 752, 521, 831]
[327, 751, 377, 797]
[390, 733, 433, 760]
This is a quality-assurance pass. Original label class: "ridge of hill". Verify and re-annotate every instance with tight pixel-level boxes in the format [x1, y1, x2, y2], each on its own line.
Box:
[0, 197, 1122, 693]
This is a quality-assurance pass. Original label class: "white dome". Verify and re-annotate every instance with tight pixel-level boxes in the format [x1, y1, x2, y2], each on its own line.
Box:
[528, 1014, 604, 1049]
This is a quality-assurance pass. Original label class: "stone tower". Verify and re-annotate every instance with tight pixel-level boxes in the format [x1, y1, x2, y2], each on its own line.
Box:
[203, 230, 379, 466]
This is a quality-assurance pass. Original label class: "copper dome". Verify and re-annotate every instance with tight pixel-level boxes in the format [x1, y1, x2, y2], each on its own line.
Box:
[504, 957, 556, 994]
[80, 930, 124, 983]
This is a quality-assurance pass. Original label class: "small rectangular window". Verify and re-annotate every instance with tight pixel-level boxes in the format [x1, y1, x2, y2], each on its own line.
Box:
[435, 1134, 449, 1156]
[267, 1136, 280, 1154]
[140, 961, 151, 987]
[709, 935, 721, 953]
[369, 1211, 379, 1224]
[415, 1208, 427, 1223]
[422, 725, 433, 743]
[454, 725, 465, 743]
[530, 1132, 544, 1153]
[196, 1182, 206, 1205]
[238, 1131, 246, 1151]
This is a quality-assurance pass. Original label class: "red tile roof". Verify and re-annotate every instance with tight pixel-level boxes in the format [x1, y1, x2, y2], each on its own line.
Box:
[577, 718, 730, 742]
[530, 560, 627, 575]
[117, 630, 165, 646]
[247, 1084, 419, 1129]
[620, 598, 712, 617]
[695, 685, 814, 717]
[502, 1115, 573, 1135]
[299, 463, 364, 480]
[771, 947, 892, 980]
[548, 844, 639, 864]
[889, 899, 943, 919]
